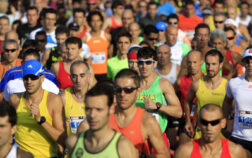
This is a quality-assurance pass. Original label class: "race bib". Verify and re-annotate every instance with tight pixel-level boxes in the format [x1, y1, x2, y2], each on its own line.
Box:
[238, 110, 252, 128]
[91, 52, 105, 64]
[70, 116, 86, 134]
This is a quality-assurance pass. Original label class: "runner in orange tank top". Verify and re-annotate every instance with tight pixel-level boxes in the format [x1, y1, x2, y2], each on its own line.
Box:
[174, 104, 247, 158]
[83, 11, 111, 81]
[110, 69, 170, 157]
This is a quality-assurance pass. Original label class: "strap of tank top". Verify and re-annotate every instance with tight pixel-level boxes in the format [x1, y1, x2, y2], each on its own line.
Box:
[221, 139, 232, 158]
[100, 30, 105, 39]
[226, 50, 235, 67]
[111, 16, 116, 26]
[86, 32, 91, 41]
[191, 140, 202, 158]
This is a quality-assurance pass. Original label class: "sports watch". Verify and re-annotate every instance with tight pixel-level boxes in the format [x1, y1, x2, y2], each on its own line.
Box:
[38, 116, 46, 125]
[155, 102, 162, 112]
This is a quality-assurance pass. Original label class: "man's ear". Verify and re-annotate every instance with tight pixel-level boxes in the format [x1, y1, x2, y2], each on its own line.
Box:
[220, 118, 226, 129]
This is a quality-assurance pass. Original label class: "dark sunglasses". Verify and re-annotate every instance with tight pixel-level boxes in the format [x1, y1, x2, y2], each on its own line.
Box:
[23, 75, 40, 81]
[115, 86, 138, 94]
[168, 22, 178, 25]
[200, 118, 222, 126]
[148, 37, 158, 41]
[5, 49, 17, 53]
[227, 36, 235, 40]
[214, 20, 224, 24]
[137, 60, 154, 65]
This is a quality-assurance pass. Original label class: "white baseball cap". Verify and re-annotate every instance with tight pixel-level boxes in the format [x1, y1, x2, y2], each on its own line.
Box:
[224, 18, 238, 28]
[242, 48, 252, 60]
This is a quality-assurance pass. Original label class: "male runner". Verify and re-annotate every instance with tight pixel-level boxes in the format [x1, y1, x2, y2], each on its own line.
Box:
[66, 83, 138, 158]
[110, 69, 170, 157]
[175, 104, 247, 158]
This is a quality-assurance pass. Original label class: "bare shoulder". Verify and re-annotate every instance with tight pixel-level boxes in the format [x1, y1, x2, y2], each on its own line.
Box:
[118, 135, 139, 158]
[47, 92, 64, 110]
[228, 140, 248, 158]
[174, 141, 193, 158]
[9, 93, 22, 109]
[17, 147, 34, 158]
[105, 32, 111, 41]
[142, 111, 159, 128]
[51, 62, 60, 76]
[59, 90, 66, 105]
[159, 78, 173, 91]
[191, 79, 200, 91]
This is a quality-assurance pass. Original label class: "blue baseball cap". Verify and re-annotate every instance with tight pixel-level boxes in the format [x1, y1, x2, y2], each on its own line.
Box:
[155, 21, 167, 31]
[22, 60, 44, 77]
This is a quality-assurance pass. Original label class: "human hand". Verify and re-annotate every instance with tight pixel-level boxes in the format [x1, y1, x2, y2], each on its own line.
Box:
[144, 97, 157, 110]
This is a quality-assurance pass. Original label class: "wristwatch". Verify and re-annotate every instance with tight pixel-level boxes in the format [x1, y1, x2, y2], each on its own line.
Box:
[155, 102, 162, 112]
[38, 116, 46, 125]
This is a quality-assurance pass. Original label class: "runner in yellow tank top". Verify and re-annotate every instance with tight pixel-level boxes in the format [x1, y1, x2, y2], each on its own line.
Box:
[184, 50, 228, 140]
[60, 61, 92, 135]
[9, 60, 65, 158]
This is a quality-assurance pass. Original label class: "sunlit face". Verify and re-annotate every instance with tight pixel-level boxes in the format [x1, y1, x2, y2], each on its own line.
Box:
[184, 4, 195, 17]
[214, 3, 224, 13]
[165, 27, 178, 46]
[122, 10, 134, 28]
[167, 18, 179, 28]
[187, 51, 202, 75]
[212, 38, 225, 51]
[214, 16, 225, 30]
[138, 57, 156, 77]
[128, 59, 139, 74]
[206, 55, 222, 78]
[0, 18, 9, 35]
[243, 57, 252, 77]
[227, 8, 237, 20]
[129, 23, 141, 38]
[240, 3, 249, 16]
[56, 33, 67, 45]
[117, 36, 131, 54]
[4, 43, 19, 63]
[66, 43, 81, 61]
[23, 75, 44, 94]
[74, 12, 85, 26]
[0, 116, 16, 148]
[157, 45, 170, 66]
[147, 33, 158, 49]
[71, 63, 90, 91]
[148, 4, 158, 17]
[225, 30, 236, 49]
[90, 14, 103, 31]
[195, 28, 210, 47]
[199, 109, 225, 143]
[85, 95, 112, 131]
[44, 13, 56, 31]
[27, 9, 39, 26]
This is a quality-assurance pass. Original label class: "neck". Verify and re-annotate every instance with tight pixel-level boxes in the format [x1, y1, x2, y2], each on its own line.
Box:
[141, 73, 158, 86]
[25, 88, 44, 102]
[200, 138, 222, 153]
[206, 74, 222, 85]
[5, 60, 17, 67]
[0, 143, 12, 158]
[66, 57, 82, 64]
[245, 74, 252, 82]
[191, 72, 202, 80]
[91, 30, 101, 35]
[118, 53, 127, 60]
[28, 22, 37, 27]
[157, 62, 171, 70]
[44, 27, 54, 34]
[90, 125, 114, 142]
[117, 104, 137, 119]
[72, 86, 88, 99]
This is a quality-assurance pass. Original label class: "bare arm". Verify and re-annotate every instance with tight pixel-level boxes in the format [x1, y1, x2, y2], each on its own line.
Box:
[174, 142, 193, 158]
[143, 112, 170, 158]
[105, 32, 113, 58]
[118, 136, 139, 158]
[222, 95, 233, 120]
[66, 134, 78, 157]
[41, 49, 51, 66]
[102, 18, 112, 31]
[177, 56, 188, 79]
[229, 141, 248, 158]
[223, 59, 234, 80]
[9, 93, 22, 109]
[51, 62, 59, 77]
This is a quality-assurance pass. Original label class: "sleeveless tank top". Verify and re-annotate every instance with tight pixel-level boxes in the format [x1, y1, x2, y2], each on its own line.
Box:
[196, 78, 227, 114]
[86, 31, 109, 75]
[223, 50, 235, 77]
[109, 107, 151, 154]
[155, 63, 177, 85]
[64, 88, 86, 135]
[109, 16, 123, 32]
[191, 139, 232, 158]
[6, 144, 18, 158]
[46, 47, 63, 70]
[71, 131, 121, 158]
[16, 91, 58, 158]
[136, 76, 168, 133]
[57, 61, 73, 89]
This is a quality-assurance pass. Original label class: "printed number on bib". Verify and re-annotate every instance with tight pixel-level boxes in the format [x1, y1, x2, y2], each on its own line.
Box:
[238, 110, 252, 128]
[91, 52, 105, 64]
[70, 116, 86, 134]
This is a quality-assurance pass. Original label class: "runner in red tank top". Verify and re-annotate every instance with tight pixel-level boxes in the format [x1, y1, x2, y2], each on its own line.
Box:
[57, 61, 73, 89]
[111, 69, 170, 157]
[174, 104, 247, 158]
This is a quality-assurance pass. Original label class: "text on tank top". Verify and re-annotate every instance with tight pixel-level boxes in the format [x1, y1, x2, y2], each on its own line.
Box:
[57, 61, 73, 89]
[64, 87, 86, 135]
[191, 139, 232, 158]
[196, 78, 227, 114]
[109, 107, 151, 154]
[71, 131, 121, 158]
[86, 31, 109, 74]
[16, 91, 58, 157]
[136, 76, 168, 133]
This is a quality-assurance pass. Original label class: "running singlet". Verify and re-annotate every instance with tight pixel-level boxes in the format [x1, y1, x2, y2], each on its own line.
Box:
[64, 88, 85, 135]
[191, 139, 231, 158]
[226, 76, 252, 141]
[16, 91, 58, 158]
[109, 16, 123, 32]
[71, 131, 121, 158]
[6, 145, 18, 158]
[57, 61, 73, 89]
[86, 31, 109, 75]
[109, 107, 151, 154]
[45, 47, 63, 70]
[155, 63, 177, 85]
[136, 76, 168, 133]
[0, 59, 22, 79]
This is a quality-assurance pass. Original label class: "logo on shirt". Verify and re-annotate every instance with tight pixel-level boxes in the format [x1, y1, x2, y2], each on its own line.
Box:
[28, 65, 33, 68]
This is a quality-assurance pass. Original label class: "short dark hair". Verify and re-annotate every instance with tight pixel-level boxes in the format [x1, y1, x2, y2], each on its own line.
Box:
[115, 69, 140, 88]
[22, 48, 40, 61]
[73, 8, 85, 17]
[0, 16, 9, 24]
[65, 37, 82, 48]
[205, 49, 223, 63]
[56, 25, 69, 36]
[224, 26, 236, 36]
[195, 23, 210, 35]
[117, 31, 132, 43]
[86, 82, 115, 107]
[22, 39, 38, 50]
[45, 8, 57, 17]
[35, 30, 47, 39]
[240, 1, 249, 8]
[213, 0, 224, 7]
[144, 24, 158, 36]
[167, 14, 179, 22]
[112, 0, 123, 10]
[147, 1, 158, 9]
[137, 47, 157, 61]
[87, 11, 104, 26]
[128, 46, 141, 53]
[184, 0, 194, 7]
[27, 6, 38, 13]
[70, 60, 90, 74]
[72, 0, 81, 5]
[0, 103, 17, 126]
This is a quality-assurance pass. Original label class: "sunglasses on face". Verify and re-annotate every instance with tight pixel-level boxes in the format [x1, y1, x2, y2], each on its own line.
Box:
[115, 86, 138, 94]
[148, 37, 158, 41]
[137, 60, 155, 65]
[227, 36, 235, 40]
[23, 75, 40, 81]
[214, 20, 224, 24]
[200, 118, 222, 126]
[168, 22, 178, 25]
[5, 49, 17, 53]
[37, 39, 46, 43]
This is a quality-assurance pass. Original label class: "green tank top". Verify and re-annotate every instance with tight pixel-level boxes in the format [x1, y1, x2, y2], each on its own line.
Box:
[71, 131, 121, 158]
[136, 76, 168, 133]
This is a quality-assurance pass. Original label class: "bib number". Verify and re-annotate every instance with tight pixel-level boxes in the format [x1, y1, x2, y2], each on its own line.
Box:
[91, 52, 105, 64]
[238, 110, 252, 128]
[70, 116, 86, 134]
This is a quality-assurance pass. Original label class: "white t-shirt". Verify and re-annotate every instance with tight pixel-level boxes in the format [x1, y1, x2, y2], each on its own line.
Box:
[226, 75, 252, 141]
[4, 78, 59, 101]
[237, 15, 251, 26]
[170, 42, 184, 65]
[154, 63, 178, 85]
